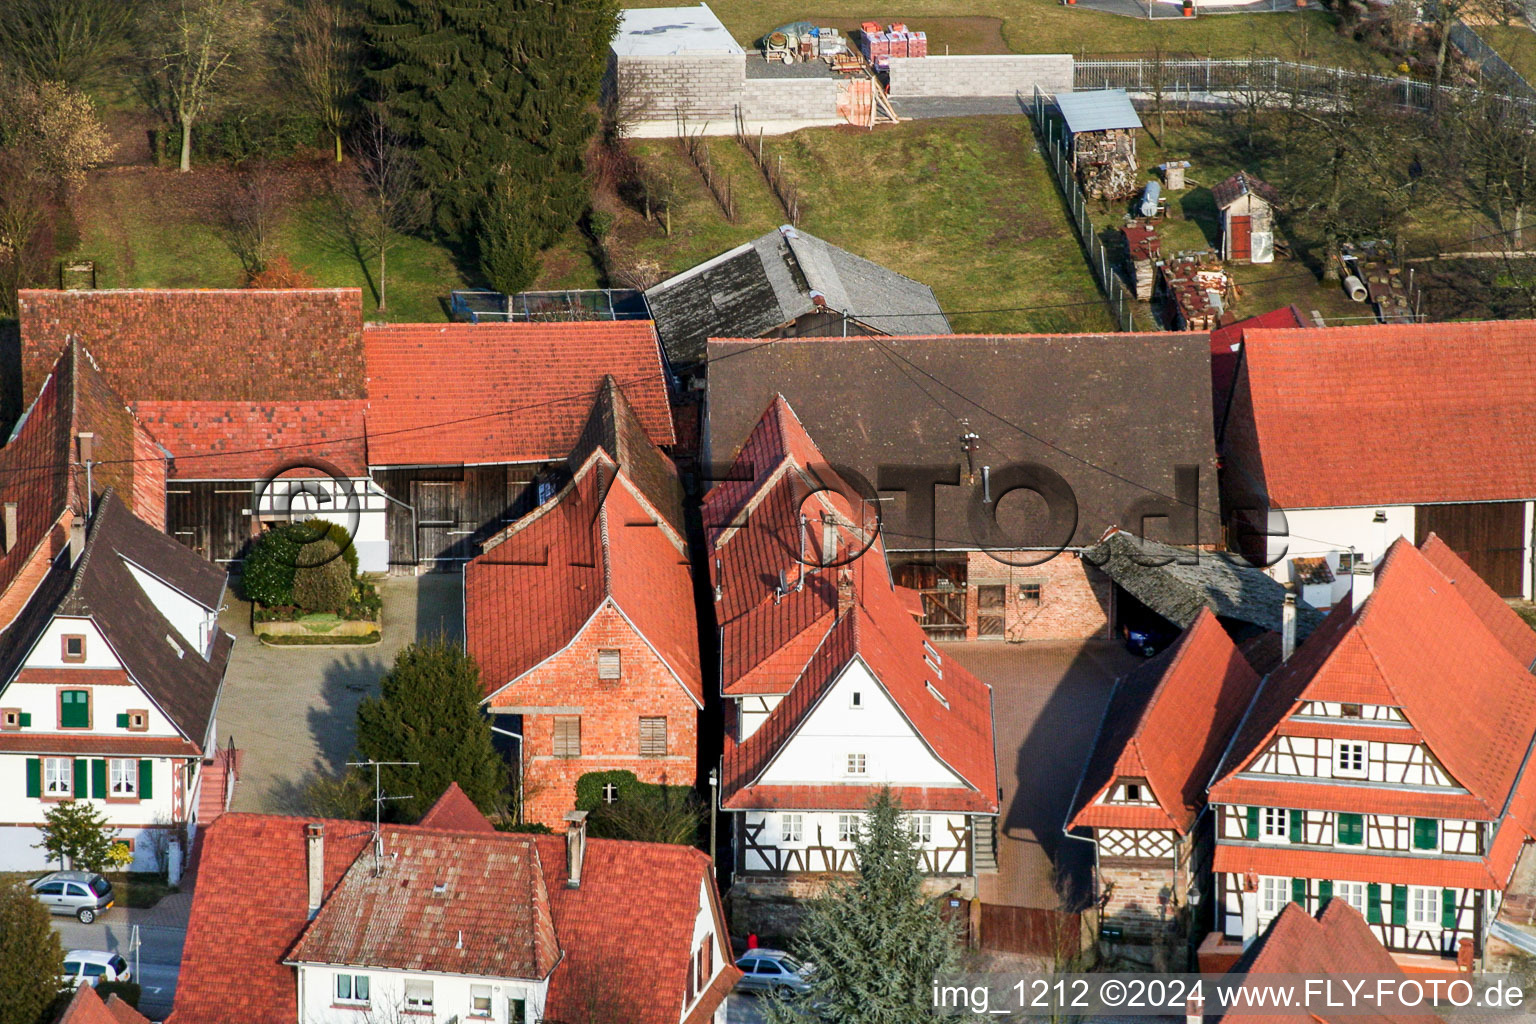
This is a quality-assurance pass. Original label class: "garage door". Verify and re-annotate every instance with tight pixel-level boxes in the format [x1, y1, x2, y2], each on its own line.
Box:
[1415, 501, 1526, 597]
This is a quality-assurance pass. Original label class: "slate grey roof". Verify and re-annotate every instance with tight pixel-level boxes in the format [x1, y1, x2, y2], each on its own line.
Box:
[1055, 90, 1142, 134]
[644, 226, 950, 371]
[1085, 528, 1324, 638]
[705, 334, 1219, 551]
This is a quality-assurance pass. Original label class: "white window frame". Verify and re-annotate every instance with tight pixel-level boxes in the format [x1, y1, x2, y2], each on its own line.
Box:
[1258, 876, 1287, 920]
[470, 984, 492, 1018]
[1335, 880, 1367, 915]
[909, 815, 932, 844]
[1334, 741, 1367, 778]
[334, 973, 370, 1005]
[781, 813, 803, 843]
[1408, 886, 1441, 929]
[846, 753, 867, 776]
[837, 814, 858, 843]
[109, 759, 138, 797]
[43, 757, 71, 796]
[1261, 806, 1289, 842]
[404, 978, 434, 1011]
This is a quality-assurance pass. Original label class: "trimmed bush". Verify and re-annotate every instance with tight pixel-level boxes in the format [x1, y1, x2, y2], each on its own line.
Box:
[292, 538, 353, 613]
[495, 821, 554, 834]
[95, 982, 142, 1008]
[575, 770, 702, 847]
[241, 526, 302, 606]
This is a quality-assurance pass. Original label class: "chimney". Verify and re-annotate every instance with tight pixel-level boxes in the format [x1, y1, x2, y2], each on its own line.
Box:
[836, 567, 855, 617]
[76, 432, 94, 464]
[821, 517, 837, 568]
[306, 823, 325, 918]
[3, 502, 16, 554]
[1186, 994, 1204, 1024]
[712, 557, 722, 603]
[69, 517, 85, 564]
[564, 810, 588, 889]
[1281, 587, 1297, 663]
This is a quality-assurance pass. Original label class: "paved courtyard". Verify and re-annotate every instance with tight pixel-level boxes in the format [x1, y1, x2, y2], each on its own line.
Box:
[217, 574, 464, 813]
[940, 639, 1140, 910]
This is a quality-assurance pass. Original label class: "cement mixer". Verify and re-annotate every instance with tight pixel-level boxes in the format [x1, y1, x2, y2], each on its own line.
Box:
[762, 22, 846, 63]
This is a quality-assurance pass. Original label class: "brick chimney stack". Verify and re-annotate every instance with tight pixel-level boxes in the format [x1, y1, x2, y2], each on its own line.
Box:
[836, 567, 855, 617]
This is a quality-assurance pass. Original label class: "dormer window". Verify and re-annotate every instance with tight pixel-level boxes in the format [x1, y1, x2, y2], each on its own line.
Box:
[1124, 783, 1142, 802]
[1341, 703, 1362, 718]
[61, 635, 86, 663]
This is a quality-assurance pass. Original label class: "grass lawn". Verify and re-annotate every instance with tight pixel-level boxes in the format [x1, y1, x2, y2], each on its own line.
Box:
[623, 0, 1379, 64]
[604, 116, 1112, 333]
[1477, 23, 1536, 87]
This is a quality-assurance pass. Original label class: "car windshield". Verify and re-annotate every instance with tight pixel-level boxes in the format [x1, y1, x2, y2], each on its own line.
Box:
[89, 878, 111, 897]
[775, 956, 804, 973]
[110, 956, 128, 973]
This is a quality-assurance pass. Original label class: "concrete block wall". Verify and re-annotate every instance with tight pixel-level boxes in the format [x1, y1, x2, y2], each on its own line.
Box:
[886, 54, 1075, 98]
[616, 53, 746, 125]
[739, 78, 840, 122]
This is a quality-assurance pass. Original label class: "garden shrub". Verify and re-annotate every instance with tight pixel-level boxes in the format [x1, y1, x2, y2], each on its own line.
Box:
[240, 525, 302, 606]
[199, 106, 323, 164]
[292, 538, 353, 613]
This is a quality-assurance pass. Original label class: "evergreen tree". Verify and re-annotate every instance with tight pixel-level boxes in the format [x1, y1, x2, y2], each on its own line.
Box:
[768, 788, 959, 1024]
[359, 0, 619, 290]
[355, 639, 507, 821]
[0, 879, 63, 1024]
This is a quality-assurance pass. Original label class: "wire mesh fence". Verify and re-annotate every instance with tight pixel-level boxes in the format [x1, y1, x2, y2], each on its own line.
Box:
[1447, 21, 1536, 102]
[1029, 87, 1138, 333]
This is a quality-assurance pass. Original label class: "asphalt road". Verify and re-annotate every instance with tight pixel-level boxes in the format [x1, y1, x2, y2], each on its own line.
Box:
[52, 914, 184, 1020]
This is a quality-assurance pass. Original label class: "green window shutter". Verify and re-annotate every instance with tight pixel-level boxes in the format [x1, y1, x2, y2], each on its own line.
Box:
[1246, 806, 1259, 840]
[72, 758, 88, 797]
[25, 758, 40, 798]
[116, 713, 129, 729]
[1288, 809, 1303, 843]
[60, 690, 89, 728]
[91, 759, 107, 799]
[1441, 889, 1457, 929]
[1319, 880, 1333, 905]
[1337, 813, 1363, 846]
[18, 712, 29, 727]
[1367, 883, 1383, 924]
[1413, 819, 1439, 851]
[1291, 877, 1307, 906]
[1392, 884, 1408, 925]
[138, 760, 153, 800]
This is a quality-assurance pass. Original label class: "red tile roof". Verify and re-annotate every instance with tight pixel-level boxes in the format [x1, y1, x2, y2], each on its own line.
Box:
[18, 289, 367, 403]
[0, 734, 203, 757]
[1214, 843, 1505, 890]
[1210, 777, 1492, 820]
[134, 400, 368, 479]
[54, 984, 151, 1024]
[1211, 538, 1536, 822]
[418, 781, 497, 832]
[712, 396, 998, 814]
[1208, 306, 1307, 434]
[1420, 533, 1536, 668]
[288, 827, 561, 981]
[172, 813, 736, 1024]
[1226, 901, 1443, 1024]
[363, 322, 673, 466]
[1221, 320, 1536, 508]
[466, 455, 701, 706]
[1068, 608, 1261, 834]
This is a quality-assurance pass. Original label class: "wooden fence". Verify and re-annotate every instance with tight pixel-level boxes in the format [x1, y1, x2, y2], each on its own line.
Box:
[978, 904, 1084, 960]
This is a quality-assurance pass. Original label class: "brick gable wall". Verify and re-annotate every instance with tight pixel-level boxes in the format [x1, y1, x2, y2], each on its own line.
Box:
[965, 551, 1110, 641]
[497, 604, 699, 828]
[131, 424, 166, 530]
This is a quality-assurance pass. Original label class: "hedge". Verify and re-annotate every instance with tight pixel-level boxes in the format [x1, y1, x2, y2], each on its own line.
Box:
[574, 770, 693, 812]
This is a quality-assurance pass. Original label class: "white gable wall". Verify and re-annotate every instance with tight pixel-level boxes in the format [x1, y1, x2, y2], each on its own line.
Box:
[25, 618, 118, 670]
[757, 659, 962, 788]
[124, 562, 220, 657]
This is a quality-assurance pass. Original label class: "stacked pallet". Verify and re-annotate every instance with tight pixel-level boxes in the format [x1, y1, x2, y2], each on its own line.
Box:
[1122, 221, 1161, 301]
[860, 23, 926, 64]
[1158, 252, 1232, 331]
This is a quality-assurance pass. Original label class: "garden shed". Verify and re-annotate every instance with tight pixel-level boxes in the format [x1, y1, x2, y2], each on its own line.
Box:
[1055, 89, 1141, 200]
[1212, 171, 1280, 264]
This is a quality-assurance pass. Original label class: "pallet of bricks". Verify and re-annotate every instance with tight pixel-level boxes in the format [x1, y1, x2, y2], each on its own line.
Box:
[1122, 220, 1160, 301]
[859, 22, 927, 69]
[1157, 252, 1232, 330]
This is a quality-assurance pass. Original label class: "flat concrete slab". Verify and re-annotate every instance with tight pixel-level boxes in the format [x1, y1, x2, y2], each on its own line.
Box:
[216, 575, 464, 813]
[939, 639, 1139, 910]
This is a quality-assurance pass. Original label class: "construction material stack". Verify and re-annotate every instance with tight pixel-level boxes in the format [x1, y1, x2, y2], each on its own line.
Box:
[860, 23, 926, 68]
[1158, 252, 1232, 330]
[1122, 221, 1161, 301]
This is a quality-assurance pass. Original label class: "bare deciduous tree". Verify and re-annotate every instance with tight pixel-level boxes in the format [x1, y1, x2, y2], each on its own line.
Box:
[339, 110, 426, 313]
[0, 0, 144, 88]
[139, 0, 257, 172]
[283, 0, 359, 164]
[217, 164, 283, 278]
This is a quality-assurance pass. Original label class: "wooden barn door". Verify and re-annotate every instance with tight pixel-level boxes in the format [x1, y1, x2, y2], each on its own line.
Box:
[1228, 215, 1252, 260]
[976, 585, 1006, 638]
[412, 480, 462, 567]
[1415, 501, 1526, 597]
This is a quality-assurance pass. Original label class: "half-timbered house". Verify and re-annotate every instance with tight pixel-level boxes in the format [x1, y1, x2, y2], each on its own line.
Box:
[706, 395, 998, 935]
[1203, 535, 1536, 970]
[1066, 608, 1262, 957]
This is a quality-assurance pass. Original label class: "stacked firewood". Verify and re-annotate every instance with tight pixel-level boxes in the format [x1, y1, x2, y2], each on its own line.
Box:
[1074, 129, 1138, 200]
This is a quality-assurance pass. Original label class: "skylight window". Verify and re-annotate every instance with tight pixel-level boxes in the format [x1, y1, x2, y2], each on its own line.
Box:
[925, 682, 949, 709]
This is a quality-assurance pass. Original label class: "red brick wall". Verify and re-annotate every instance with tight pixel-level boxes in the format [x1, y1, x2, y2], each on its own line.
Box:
[0, 513, 70, 632]
[965, 551, 1110, 641]
[131, 424, 167, 530]
[494, 604, 700, 828]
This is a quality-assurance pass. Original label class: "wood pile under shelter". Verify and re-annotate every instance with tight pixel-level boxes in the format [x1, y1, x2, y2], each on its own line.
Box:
[1122, 220, 1160, 300]
[1158, 251, 1232, 331]
[1056, 90, 1142, 201]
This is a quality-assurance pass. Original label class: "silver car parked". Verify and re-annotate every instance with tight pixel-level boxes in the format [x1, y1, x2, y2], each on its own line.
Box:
[734, 949, 814, 995]
[30, 871, 115, 923]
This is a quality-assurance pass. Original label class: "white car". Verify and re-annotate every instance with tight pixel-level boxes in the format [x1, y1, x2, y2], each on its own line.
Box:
[60, 950, 131, 989]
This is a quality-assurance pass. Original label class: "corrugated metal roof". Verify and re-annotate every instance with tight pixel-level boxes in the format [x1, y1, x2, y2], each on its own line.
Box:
[1056, 89, 1142, 133]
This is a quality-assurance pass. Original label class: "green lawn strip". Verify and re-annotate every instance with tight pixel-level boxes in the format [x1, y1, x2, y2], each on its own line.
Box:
[1476, 23, 1536, 88]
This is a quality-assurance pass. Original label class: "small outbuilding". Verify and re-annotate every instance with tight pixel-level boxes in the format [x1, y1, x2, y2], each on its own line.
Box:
[1212, 171, 1280, 264]
[1055, 89, 1142, 200]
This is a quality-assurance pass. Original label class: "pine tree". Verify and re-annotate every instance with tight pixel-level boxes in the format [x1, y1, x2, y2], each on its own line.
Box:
[0, 880, 63, 1024]
[359, 0, 619, 290]
[355, 639, 507, 821]
[767, 788, 959, 1024]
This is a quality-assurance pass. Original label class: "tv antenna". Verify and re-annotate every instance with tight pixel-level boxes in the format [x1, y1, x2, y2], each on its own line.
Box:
[347, 759, 417, 874]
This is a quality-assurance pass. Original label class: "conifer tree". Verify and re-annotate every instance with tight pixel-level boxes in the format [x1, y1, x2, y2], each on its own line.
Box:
[359, 0, 619, 291]
[0, 880, 62, 1024]
[355, 639, 506, 821]
[767, 788, 960, 1024]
